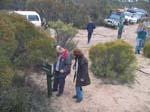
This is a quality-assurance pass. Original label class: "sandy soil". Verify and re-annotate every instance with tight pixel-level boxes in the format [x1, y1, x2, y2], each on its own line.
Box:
[30, 25, 150, 112]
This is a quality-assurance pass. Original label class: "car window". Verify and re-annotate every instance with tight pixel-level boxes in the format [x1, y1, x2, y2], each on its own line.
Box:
[28, 15, 39, 21]
[109, 14, 120, 20]
[124, 12, 132, 17]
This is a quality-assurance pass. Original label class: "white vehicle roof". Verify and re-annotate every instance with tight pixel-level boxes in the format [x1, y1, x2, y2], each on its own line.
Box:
[14, 11, 39, 15]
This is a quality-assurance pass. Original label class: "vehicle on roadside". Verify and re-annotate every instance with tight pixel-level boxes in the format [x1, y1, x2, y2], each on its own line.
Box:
[127, 8, 147, 15]
[124, 11, 138, 24]
[14, 11, 42, 27]
[104, 11, 125, 28]
[127, 8, 147, 22]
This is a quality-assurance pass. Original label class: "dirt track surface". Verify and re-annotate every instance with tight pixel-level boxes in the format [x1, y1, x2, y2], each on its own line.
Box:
[31, 25, 150, 112]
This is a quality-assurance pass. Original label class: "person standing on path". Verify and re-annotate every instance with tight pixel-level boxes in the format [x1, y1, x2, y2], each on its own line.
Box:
[117, 15, 124, 39]
[53, 45, 71, 97]
[72, 49, 91, 103]
[135, 24, 147, 54]
[87, 20, 96, 44]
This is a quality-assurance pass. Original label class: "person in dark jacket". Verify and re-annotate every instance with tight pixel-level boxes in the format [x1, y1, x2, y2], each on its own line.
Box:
[53, 45, 71, 97]
[87, 20, 96, 44]
[73, 49, 91, 103]
[117, 15, 124, 39]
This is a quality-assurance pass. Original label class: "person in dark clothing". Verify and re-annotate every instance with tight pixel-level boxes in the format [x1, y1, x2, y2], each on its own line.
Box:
[73, 49, 91, 103]
[53, 45, 71, 97]
[87, 20, 96, 44]
[117, 15, 124, 39]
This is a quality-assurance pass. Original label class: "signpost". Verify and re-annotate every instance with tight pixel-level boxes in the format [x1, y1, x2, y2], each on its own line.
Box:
[42, 63, 54, 98]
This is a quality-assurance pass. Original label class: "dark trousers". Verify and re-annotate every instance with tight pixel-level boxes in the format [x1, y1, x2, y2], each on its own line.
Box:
[117, 28, 123, 39]
[88, 32, 93, 44]
[53, 72, 66, 94]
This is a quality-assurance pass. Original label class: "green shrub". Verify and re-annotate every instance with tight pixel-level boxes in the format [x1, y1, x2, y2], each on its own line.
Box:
[0, 10, 56, 87]
[0, 11, 56, 68]
[143, 40, 150, 58]
[0, 87, 55, 112]
[0, 87, 31, 112]
[89, 40, 137, 84]
[48, 20, 77, 51]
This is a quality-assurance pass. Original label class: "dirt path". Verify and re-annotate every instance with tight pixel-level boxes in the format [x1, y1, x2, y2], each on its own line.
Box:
[31, 25, 150, 112]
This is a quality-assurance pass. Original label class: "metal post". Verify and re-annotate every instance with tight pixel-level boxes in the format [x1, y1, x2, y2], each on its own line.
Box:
[47, 72, 52, 97]
[42, 63, 54, 98]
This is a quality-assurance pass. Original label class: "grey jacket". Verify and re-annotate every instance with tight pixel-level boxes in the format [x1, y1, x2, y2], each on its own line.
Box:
[55, 52, 71, 78]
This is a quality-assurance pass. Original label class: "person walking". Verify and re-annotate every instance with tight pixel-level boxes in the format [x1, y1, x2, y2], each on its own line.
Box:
[135, 24, 147, 54]
[53, 45, 71, 97]
[117, 15, 124, 39]
[73, 49, 91, 103]
[87, 20, 96, 44]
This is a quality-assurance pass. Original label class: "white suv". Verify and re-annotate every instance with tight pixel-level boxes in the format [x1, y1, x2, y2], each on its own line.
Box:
[14, 11, 42, 27]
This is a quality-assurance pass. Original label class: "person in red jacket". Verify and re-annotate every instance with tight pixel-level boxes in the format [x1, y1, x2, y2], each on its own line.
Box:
[53, 45, 71, 97]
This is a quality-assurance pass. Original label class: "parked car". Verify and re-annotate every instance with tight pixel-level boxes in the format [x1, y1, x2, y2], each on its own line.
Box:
[132, 12, 147, 22]
[123, 11, 138, 24]
[127, 8, 147, 15]
[104, 14, 119, 28]
[14, 11, 42, 27]
[104, 11, 125, 28]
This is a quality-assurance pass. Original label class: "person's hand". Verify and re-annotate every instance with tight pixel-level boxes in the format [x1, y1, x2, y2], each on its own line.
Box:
[60, 69, 64, 73]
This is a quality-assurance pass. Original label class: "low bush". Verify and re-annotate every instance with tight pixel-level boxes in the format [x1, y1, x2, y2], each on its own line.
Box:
[0, 11, 56, 87]
[0, 10, 56, 112]
[89, 40, 137, 84]
[0, 87, 31, 112]
[143, 40, 150, 58]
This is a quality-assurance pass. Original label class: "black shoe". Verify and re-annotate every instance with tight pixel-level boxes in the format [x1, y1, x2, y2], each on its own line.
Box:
[56, 93, 62, 97]
[76, 98, 83, 103]
[72, 95, 77, 99]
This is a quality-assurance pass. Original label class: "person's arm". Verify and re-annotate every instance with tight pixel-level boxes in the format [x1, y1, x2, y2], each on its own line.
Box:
[93, 23, 96, 29]
[80, 58, 88, 81]
[62, 53, 72, 74]
[87, 24, 89, 30]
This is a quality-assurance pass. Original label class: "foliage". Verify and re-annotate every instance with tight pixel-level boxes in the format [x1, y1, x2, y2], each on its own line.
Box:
[0, 87, 31, 112]
[26, 0, 89, 28]
[89, 40, 137, 84]
[0, 86, 54, 112]
[0, 10, 56, 112]
[48, 20, 77, 51]
[0, 11, 56, 69]
[0, 10, 56, 86]
[143, 40, 150, 58]
[0, 0, 125, 28]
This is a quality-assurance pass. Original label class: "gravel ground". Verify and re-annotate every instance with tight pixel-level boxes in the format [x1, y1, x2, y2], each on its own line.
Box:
[29, 24, 150, 112]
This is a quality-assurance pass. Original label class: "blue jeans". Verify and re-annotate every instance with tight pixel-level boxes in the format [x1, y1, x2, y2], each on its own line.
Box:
[135, 39, 143, 54]
[75, 86, 83, 100]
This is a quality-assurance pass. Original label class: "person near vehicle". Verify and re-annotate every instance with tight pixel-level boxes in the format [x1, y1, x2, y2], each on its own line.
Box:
[135, 24, 147, 54]
[117, 15, 124, 39]
[87, 19, 96, 44]
[53, 45, 71, 97]
[73, 49, 91, 103]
